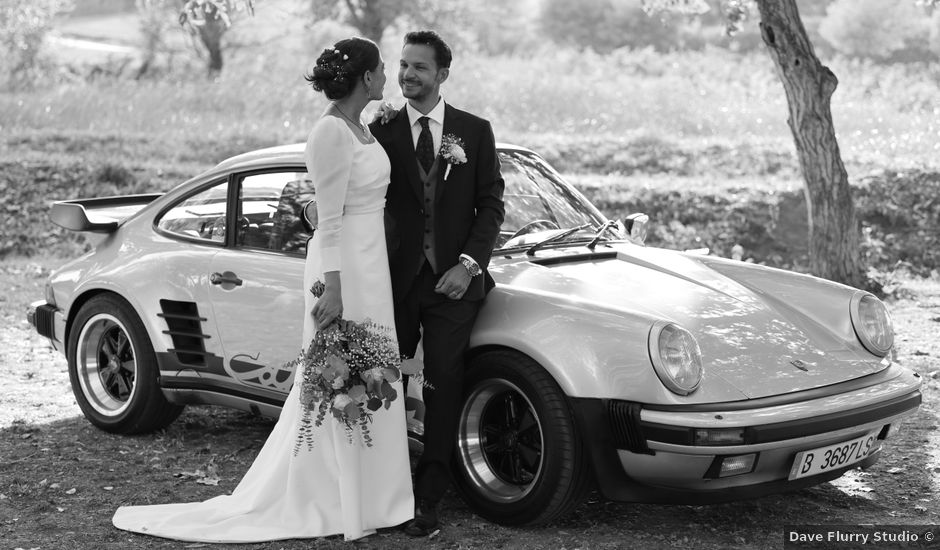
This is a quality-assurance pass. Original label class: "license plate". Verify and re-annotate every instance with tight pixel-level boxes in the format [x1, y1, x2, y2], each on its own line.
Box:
[788, 431, 879, 480]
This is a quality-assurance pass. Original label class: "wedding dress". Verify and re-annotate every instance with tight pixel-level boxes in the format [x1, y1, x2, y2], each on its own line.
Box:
[112, 115, 414, 542]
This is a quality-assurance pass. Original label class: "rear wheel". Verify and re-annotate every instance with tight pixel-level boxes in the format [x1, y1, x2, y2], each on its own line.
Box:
[67, 294, 183, 434]
[453, 350, 592, 525]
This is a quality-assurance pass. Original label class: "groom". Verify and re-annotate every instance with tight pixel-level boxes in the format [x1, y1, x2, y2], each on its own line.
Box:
[370, 30, 505, 537]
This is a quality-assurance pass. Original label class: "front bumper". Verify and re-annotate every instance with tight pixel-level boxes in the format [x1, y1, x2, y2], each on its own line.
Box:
[571, 366, 922, 504]
[27, 300, 66, 352]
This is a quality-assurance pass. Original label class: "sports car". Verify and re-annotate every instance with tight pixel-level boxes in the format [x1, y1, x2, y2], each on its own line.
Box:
[27, 143, 922, 526]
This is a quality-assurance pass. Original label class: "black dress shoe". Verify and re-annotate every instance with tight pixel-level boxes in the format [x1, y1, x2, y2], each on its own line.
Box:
[404, 499, 440, 536]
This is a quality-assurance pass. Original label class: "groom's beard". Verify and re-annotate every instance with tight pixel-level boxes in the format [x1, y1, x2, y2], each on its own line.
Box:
[400, 78, 433, 103]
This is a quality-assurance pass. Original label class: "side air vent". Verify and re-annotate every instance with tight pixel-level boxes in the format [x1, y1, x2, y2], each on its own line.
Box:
[607, 400, 652, 454]
[158, 299, 211, 366]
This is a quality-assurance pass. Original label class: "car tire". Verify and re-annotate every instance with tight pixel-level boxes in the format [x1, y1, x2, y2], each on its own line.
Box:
[453, 350, 593, 525]
[67, 294, 183, 434]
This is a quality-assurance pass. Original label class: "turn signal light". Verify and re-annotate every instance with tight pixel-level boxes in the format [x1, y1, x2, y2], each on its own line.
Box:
[694, 428, 745, 446]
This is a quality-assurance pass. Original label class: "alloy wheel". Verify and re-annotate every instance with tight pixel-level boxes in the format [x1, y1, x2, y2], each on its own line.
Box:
[75, 313, 138, 417]
[457, 378, 545, 503]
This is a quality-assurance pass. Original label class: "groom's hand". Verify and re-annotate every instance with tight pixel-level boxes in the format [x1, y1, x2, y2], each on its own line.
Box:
[434, 265, 471, 300]
[371, 102, 398, 125]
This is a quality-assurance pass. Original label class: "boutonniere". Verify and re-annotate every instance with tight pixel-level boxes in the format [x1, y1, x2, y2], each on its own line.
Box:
[441, 134, 467, 181]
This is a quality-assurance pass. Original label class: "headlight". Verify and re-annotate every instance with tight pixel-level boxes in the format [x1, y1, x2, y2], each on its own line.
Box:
[648, 321, 703, 395]
[850, 292, 893, 356]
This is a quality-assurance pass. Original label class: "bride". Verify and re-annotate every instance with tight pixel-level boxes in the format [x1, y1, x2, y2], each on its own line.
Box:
[112, 37, 414, 543]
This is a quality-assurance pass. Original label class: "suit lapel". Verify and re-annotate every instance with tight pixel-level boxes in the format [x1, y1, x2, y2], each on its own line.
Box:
[436, 105, 463, 206]
[393, 113, 424, 202]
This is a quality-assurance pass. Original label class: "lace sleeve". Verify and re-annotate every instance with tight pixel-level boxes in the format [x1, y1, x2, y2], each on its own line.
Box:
[304, 117, 353, 272]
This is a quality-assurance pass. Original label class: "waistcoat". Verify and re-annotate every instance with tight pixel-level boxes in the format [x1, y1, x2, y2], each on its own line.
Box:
[417, 156, 441, 274]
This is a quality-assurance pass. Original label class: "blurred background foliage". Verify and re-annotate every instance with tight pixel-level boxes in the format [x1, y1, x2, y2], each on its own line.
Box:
[1, 0, 939, 285]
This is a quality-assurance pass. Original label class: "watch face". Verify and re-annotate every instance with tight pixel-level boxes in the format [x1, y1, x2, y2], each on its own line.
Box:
[462, 259, 481, 276]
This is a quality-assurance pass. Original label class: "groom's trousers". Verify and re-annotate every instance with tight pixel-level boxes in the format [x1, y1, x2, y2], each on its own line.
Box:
[395, 260, 482, 503]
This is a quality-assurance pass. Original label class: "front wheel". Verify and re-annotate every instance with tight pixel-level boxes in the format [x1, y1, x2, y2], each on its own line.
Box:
[453, 350, 593, 525]
[67, 294, 183, 434]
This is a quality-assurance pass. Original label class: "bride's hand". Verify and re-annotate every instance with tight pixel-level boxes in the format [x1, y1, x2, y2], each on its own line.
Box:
[312, 286, 343, 328]
[371, 102, 398, 125]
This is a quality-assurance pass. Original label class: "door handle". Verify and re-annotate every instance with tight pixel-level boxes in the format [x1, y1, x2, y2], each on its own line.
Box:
[210, 271, 243, 286]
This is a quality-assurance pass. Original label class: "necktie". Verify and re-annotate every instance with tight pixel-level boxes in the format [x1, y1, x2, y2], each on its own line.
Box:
[416, 116, 434, 173]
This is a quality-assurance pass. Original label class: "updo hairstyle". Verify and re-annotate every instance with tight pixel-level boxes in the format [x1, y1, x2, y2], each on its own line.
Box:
[305, 37, 380, 100]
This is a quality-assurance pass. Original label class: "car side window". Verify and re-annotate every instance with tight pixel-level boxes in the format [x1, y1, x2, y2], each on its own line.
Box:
[155, 180, 229, 243]
[237, 171, 315, 254]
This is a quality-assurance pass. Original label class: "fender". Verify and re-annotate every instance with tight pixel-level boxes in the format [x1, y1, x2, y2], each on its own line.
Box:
[469, 285, 749, 405]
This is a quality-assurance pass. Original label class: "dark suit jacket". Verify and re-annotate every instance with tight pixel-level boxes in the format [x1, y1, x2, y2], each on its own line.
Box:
[371, 103, 505, 303]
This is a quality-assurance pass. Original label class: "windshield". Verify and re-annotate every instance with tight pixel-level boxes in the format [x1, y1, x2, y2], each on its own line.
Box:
[496, 150, 610, 249]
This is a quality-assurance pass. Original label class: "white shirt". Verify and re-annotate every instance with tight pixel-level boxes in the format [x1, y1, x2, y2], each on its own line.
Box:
[405, 97, 445, 156]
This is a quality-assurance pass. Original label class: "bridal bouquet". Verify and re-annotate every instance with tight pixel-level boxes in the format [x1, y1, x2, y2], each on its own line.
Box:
[290, 283, 422, 453]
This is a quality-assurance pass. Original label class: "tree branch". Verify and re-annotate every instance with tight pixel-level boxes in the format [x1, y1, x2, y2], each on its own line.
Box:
[344, 0, 363, 27]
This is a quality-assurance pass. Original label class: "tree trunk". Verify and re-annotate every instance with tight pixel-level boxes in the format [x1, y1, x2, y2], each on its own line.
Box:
[756, 0, 866, 289]
[346, 0, 386, 43]
[199, 15, 226, 76]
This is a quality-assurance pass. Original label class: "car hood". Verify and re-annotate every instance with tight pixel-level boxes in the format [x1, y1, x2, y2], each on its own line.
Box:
[491, 245, 885, 399]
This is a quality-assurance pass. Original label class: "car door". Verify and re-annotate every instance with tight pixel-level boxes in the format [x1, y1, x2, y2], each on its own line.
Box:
[151, 177, 230, 373]
[206, 168, 315, 396]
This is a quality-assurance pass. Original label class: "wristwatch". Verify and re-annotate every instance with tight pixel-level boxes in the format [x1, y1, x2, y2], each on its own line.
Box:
[459, 255, 482, 277]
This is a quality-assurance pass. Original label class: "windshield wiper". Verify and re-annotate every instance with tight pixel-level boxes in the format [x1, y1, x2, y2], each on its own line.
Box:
[525, 222, 593, 256]
[586, 220, 618, 250]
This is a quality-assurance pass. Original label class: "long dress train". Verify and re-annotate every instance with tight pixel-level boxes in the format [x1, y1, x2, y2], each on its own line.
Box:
[112, 115, 414, 542]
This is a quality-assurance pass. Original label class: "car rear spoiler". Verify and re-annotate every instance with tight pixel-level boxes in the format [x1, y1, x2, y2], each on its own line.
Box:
[50, 194, 163, 233]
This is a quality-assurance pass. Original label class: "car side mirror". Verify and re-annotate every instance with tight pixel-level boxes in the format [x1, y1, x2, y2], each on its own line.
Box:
[302, 200, 318, 232]
[622, 213, 649, 244]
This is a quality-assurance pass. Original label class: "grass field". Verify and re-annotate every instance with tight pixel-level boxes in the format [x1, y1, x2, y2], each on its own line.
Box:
[3, 3, 940, 273]
[4, 2, 939, 174]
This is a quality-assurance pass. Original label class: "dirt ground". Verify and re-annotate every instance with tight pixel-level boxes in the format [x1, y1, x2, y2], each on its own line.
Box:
[1, 257, 938, 550]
